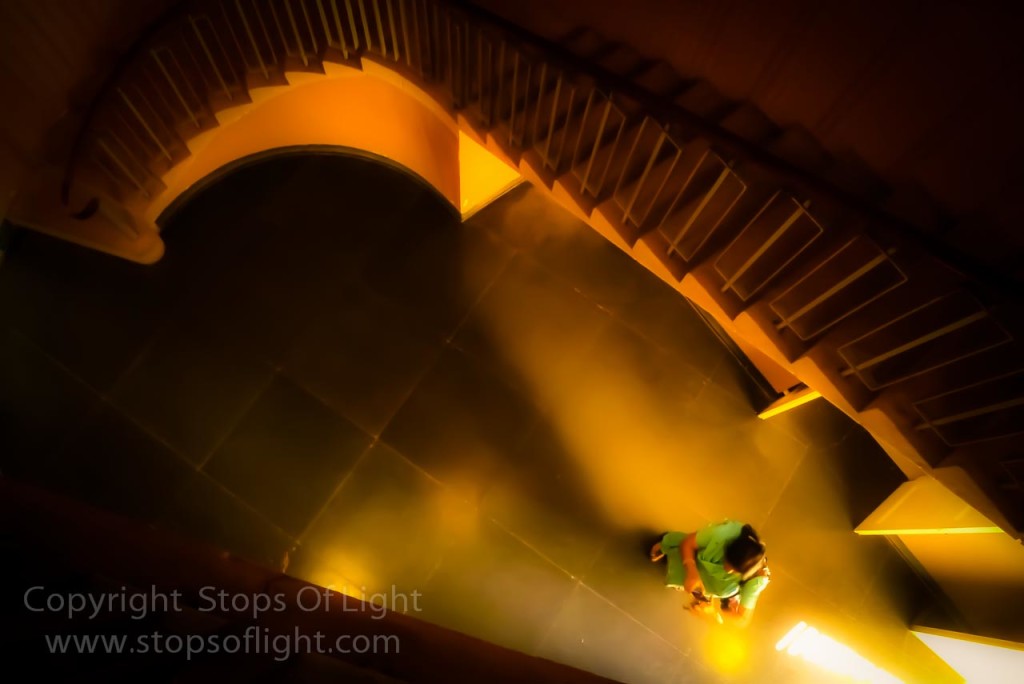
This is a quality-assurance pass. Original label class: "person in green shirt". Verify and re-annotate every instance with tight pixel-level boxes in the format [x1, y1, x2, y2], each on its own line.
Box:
[650, 520, 770, 626]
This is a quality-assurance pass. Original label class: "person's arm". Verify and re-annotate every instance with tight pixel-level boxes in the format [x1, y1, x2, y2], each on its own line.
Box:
[723, 564, 771, 627]
[680, 533, 703, 595]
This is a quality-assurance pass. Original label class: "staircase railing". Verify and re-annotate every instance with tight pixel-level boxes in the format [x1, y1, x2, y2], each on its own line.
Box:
[57, 0, 1024, 531]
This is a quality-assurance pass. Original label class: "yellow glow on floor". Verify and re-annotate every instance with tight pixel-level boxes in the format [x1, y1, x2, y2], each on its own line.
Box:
[306, 552, 378, 600]
[912, 627, 1024, 684]
[432, 485, 480, 542]
[776, 622, 904, 683]
[703, 627, 752, 677]
[470, 269, 703, 527]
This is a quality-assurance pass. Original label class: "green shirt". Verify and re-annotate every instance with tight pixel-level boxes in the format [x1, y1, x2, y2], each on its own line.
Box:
[695, 521, 769, 609]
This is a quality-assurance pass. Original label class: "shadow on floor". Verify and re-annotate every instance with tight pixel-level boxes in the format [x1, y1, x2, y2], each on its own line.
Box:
[0, 155, 946, 684]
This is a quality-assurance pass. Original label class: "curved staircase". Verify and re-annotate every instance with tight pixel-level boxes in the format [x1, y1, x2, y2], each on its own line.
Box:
[6, 0, 1024, 538]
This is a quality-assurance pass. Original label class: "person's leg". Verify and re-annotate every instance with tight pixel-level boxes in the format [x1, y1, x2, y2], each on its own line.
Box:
[660, 532, 689, 589]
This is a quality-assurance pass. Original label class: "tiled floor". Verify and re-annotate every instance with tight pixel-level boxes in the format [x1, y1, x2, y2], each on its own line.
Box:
[0, 154, 951, 683]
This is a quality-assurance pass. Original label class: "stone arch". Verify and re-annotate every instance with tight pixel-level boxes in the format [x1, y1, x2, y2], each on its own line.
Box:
[12, 61, 520, 264]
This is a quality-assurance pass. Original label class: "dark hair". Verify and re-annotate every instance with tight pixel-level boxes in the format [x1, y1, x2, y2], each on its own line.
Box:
[725, 525, 766, 575]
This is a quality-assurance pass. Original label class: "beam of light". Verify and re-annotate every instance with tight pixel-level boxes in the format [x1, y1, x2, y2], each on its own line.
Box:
[775, 621, 904, 684]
